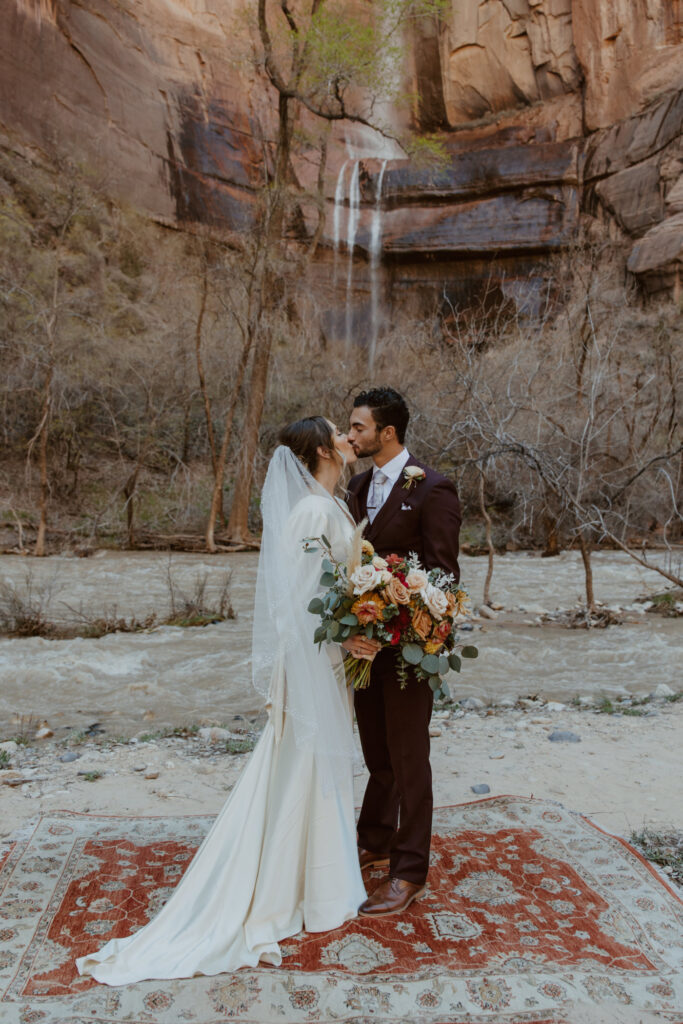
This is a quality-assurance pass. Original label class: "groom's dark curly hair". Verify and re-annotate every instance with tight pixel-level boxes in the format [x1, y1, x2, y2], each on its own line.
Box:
[353, 387, 409, 444]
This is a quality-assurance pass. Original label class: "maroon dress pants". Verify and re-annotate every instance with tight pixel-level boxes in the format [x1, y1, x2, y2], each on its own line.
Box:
[354, 648, 434, 885]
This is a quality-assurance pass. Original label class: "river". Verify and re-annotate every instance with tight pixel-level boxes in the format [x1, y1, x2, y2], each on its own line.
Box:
[0, 550, 679, 738]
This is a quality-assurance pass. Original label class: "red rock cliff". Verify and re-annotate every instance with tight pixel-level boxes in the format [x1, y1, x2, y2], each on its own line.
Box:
[2, 0, 682, 301]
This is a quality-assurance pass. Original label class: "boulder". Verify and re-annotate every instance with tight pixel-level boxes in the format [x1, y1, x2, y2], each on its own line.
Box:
[627, 214, 683, 275]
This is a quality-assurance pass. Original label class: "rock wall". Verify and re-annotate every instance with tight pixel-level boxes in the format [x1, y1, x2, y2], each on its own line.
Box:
[1, 0, 682, 309]
[439, 0, 580, 128]
[0, 0, 267, 229]
[433, 1, 683, 133]
[572, 0, 683, 129]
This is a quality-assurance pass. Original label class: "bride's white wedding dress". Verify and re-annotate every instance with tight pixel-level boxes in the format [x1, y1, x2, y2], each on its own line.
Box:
[77, 454, 366, 984]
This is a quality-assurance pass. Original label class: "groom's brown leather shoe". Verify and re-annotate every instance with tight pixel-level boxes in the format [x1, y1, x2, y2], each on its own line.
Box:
[358, 877, 425, 917]
[358, 847, 390, 871]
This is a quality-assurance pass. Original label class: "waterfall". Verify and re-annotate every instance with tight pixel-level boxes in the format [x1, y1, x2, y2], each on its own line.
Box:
[344, 160, 361, 350]
[369, 159, 387, 369]
[332, 159, 349, 255]
[332, 159, 349, 300]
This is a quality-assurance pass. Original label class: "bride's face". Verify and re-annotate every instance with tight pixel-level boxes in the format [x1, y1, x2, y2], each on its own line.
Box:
[327, 421, 357, 468]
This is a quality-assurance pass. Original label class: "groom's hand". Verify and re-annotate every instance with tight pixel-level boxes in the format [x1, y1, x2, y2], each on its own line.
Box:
[342, 636, 381, 660]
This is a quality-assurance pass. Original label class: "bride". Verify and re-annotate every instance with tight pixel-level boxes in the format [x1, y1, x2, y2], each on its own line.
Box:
[77, 416, 379, 984]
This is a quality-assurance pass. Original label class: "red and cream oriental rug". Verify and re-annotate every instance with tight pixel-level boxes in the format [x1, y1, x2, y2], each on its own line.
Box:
[0, 797, 681, 1024]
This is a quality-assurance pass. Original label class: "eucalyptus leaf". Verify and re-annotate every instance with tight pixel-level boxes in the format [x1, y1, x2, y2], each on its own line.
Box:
[365, 624, 375, 639]
[428, 677, 441, 692]
[321, 534, 331, 548]
[441, 680, 451, 699]
[439, 655, 450, 675]
[421, 653, 441, 675]
[320, 572, 336, 588]
[308, 598, 324, 614]
[313, 625, 328, 644]
[402, 644, 424, 666]
[340, 613, 358, 626]
[448, 653, 461, 673]
[461, 645, 479, 659]
[322, 558, 334, 575]
[341, 626, 351, 639]
[328, 620, 341, 640]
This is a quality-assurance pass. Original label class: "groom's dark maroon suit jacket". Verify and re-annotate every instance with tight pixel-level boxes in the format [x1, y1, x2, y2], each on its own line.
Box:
[346, 454, 461, 886]
[346, 455, 461, 581]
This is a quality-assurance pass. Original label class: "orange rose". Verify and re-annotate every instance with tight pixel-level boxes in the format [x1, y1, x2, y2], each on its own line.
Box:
[445, 592, 457, 617]
[352, 592, 386, 625]
[412, 607, 432, 641]
[385, 576, 410, 605]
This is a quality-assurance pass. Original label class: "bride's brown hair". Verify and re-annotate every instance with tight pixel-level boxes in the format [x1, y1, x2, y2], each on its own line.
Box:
[278, 416, 336, 474]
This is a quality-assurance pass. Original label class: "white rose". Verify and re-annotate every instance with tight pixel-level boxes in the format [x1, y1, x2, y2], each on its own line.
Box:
[404, 569, 428, 593]
[422, 582, 449, 621]
[372, 555, 389, 570]
[404, 466, 425, 482]
[350, 563, 380, 595]
[378, 569, 393, 585]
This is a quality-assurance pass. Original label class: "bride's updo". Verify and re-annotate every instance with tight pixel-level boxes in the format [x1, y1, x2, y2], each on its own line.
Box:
[278, 416, 335, 474]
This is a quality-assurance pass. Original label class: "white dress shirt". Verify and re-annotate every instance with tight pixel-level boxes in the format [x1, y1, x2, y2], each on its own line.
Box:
[367, 448, 410, 521]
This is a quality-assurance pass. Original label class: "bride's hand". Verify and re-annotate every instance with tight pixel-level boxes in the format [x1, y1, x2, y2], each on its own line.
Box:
[342, 636, 381, 660]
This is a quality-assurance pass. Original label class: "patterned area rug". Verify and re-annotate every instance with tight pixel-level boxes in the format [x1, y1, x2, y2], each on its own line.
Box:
[1, 797, 681, 1024]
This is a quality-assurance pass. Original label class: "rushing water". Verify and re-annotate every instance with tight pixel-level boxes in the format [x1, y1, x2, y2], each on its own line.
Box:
[0, 550, 679, 737]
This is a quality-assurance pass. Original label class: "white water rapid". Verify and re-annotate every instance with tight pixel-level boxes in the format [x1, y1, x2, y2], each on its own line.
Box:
[0, 550, 679, 737]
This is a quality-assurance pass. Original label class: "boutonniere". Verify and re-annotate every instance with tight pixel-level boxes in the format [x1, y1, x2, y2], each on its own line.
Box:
[402, 466, 426, 490]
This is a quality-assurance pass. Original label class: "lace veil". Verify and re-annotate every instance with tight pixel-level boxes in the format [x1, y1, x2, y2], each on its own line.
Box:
[252, 445, 356, 787]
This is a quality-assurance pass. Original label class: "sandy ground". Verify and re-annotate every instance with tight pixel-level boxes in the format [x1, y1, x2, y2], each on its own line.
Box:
[2, 697, 681, 849]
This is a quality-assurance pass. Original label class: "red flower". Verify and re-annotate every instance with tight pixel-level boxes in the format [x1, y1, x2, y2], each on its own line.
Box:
[386, 554, 404, 567]
[396, 606, 411, 628]
[389, 605, 411, 645]
[434, 620, 451, 642]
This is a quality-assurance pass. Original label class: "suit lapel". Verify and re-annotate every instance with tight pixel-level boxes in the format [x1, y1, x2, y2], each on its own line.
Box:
[347, 468, 372, 524]
[366, 455, 423, 541]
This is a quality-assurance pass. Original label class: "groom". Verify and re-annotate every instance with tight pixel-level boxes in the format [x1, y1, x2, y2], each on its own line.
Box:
[346, 387, 461, 916]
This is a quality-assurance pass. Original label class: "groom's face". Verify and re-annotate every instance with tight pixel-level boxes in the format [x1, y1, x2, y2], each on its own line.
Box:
[348, 405, 383, 459]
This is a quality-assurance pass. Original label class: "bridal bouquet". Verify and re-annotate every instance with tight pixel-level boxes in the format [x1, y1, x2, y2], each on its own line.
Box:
[303, 527, 477, 696]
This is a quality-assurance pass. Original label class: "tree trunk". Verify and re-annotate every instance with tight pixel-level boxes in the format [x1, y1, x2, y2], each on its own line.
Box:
[578, 530, 595, 613]
[542, 515, 560, 557]
[33, 367, 53, 557]
[195, 265, 218, 475]
[226, 333, 273, 543]
[34, 411, 50, 556]
[205, 328, 257, 552]
[123, 465, 140, 548]
[479, 469, 494, 607]
[194, 262, 223, 522]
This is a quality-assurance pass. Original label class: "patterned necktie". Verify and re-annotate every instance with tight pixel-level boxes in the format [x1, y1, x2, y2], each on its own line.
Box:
[367, 470, 388, 523]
